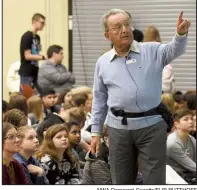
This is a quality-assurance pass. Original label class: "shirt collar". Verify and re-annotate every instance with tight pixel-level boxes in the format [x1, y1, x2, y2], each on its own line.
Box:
[14, 152, 28, 164]
[3, 159, 14, 167]
[109, 40, 140, 62]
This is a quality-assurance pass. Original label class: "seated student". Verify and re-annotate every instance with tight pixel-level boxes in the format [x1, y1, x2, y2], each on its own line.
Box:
[43, 104, 67, 123]
[40, 88, 58, 116]
[82, 125, 143, 185]
[191, 111, 196, 139]
[36, 107, 90, 174]
[66, 107, 90, 152]
[184, 90, 196, 111]
[3, 108, 28, 128]
[37, 117, 64, 144]
[8, 94, 28, 116]
[43, 106, 90, 152]
[167, 108, 196, 184]
[36, 124, 80, 184]
[2, 100, 9, 120]
[71, 87, 93, 116]
[14, 126, 45, 184]
[173, 91, 185, 111]
[2, 122, 30, 184]
[67, 121, 82, 179]
[71, 92, 93, 144]
[8, 93, 32, 125]
[71, 93, 89, 113]
[27, 95, 45, 125]
[56, 89, 73, 108]
[82, 134, 111, 184]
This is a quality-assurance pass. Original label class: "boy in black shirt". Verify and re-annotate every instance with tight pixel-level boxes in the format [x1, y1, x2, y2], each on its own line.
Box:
[40, 88, 57, 117]
[19, 13, 46, 94]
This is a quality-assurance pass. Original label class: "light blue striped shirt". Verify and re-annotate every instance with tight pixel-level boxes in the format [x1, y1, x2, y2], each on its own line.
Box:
[91, 34, 188, 134]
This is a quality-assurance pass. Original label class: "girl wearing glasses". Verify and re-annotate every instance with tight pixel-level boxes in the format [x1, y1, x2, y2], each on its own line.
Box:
[2, 122, 29, 184]
[35, 124, 80, 184]
[13, 126, 45, 184]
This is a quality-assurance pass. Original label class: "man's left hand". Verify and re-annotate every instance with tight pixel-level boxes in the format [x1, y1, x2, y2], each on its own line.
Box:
[177, 11, 191, 35]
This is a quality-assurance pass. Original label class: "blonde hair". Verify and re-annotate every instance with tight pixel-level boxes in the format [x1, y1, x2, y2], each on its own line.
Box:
[71, 87, 93, 110]
[27, 95, 43, 121]
[71, 86, 92, 96]
[67, 107, 86, 125]
[17, 126, 33, 139]
[143, 25, 161, 42]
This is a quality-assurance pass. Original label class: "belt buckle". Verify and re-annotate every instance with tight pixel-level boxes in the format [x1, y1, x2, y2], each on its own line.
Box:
[119, 110, 125, 116]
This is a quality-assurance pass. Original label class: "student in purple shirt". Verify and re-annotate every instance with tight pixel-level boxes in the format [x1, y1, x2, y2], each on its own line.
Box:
[2, 122, 29, 184]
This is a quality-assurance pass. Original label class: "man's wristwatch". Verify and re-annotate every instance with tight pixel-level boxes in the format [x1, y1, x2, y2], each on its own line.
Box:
[42, 55, 45, 60]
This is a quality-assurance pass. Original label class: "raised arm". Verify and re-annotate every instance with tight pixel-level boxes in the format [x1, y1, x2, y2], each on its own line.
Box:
[176, 11, 191, 35]
[158, 11, 191, 67]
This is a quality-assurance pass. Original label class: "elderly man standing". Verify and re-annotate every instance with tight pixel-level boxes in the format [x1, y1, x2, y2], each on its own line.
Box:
[90, 9, 190, 184]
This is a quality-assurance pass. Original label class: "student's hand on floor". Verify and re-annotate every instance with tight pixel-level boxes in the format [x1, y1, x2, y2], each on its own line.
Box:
[27, 164, 44, 176]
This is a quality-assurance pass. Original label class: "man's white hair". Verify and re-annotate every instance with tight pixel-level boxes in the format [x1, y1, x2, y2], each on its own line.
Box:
[101, 9, 130, 32]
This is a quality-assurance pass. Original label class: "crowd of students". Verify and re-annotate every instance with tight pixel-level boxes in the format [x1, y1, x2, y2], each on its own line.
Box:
[163, 90, 196, 184]
[2, 86, 106, 184]
[2, 85, 196, 185]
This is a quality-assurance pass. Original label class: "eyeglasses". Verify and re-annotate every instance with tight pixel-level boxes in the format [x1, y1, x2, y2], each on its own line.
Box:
[5, 134, 21, 141]
[107, 20, 131, 33]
